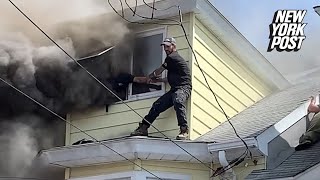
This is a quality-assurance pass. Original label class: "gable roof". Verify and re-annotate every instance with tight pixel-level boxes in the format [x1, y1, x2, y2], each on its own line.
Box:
[246, 141, 320, 180]
[196, 80, 320, 143]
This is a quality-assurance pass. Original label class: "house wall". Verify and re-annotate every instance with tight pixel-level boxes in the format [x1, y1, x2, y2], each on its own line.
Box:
[66, 158, 265, 180]
[67, 160, 210, 180]
[189, 17, 273, 139]
[66, 11, 276, 144]
[66, 14, 193, 145]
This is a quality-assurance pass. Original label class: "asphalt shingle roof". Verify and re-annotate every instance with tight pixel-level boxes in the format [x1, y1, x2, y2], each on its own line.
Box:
[246, 141, 320, 179]
[196, 80, 320, 142]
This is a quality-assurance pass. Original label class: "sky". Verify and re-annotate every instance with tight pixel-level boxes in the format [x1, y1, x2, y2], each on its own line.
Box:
[211, 0, 320, 83]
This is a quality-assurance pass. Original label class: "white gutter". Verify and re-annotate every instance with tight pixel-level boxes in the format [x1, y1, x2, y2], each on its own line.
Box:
[40, 137, 211, 168]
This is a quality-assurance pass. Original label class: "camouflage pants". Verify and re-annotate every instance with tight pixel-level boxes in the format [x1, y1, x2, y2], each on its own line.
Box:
[299, 112, 320, 144]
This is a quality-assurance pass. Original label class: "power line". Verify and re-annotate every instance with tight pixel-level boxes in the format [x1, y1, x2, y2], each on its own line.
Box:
[178, 8, 252, 176]
[0, 76, 163, 180]
[179, 16, 251, 177]
[7, 0, 251, 176]
[108, 0, 179, 25]
[7, 0, 214, 174]
[107, 0, 252, 175]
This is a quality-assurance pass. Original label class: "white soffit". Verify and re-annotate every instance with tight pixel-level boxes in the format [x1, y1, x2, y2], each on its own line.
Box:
[40, 137, 211, 167]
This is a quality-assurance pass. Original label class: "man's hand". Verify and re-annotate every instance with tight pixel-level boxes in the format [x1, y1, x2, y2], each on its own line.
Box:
[150, 77, 167, 83]
[133, 76, 166, 84]
[133, 77, 148, 84]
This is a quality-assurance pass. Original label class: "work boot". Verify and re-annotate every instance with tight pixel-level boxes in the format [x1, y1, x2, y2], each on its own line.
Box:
[295, 140, 312, 151]
[176, 125, 189, 140]
[130, 123, 149, 136]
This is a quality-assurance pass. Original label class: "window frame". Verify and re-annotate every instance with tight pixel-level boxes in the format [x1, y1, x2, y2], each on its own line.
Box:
[127, 27, 167, 101]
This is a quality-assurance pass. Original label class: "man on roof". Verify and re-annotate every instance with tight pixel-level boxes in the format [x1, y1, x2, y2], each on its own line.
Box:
[130, 37, 192, 140]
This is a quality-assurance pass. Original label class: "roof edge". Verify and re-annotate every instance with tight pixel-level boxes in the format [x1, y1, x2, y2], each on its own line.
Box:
[40, 137, 212, 167]
[195, 0, 290, 91]
[208, 137, 258, 152]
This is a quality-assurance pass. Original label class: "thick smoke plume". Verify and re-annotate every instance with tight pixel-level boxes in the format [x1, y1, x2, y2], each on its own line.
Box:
[0, 0, 131, 179]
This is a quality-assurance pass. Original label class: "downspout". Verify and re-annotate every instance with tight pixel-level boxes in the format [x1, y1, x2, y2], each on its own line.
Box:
[218, 150, 236, 180]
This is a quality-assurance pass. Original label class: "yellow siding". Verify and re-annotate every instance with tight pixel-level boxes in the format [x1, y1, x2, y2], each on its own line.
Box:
[142, 161, 210, 180]
[67, 14, 192, 145]
[63, 9, 274, 180]
[66, 12, 273, 142]
[69, 160, 210, 180]
[190, 18, 272, 139]
[68, 159, 265, 180]
[69, 161, 135, 178]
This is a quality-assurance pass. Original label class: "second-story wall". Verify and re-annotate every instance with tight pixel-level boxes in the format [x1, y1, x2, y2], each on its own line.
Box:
[189, 16, 273, 139]
[65, 14, 193, 145]
[65, 11, 279, 144]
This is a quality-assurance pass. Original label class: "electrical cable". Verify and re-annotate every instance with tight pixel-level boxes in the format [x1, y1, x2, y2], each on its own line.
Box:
[141, 0, 156, 18]
[8, 0, 251, 176]
[107, 0, 252, 174]
[7, 0, 215, 173]
[180, 21, 252, 175]
[141, 0, 179, 11]
[0, 75, 163, 180]
[134, 0, 138, 15]
[109, 0, 179, 25]
[143, 0, 156, 10]
[152, 0, 155, 19]
[178, 10, 252, 176]
[119, 0, 124, 17]
[120, 0, 181, 25]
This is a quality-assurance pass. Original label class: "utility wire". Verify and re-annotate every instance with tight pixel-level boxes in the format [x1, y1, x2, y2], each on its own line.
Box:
[107, 0, 252, 175]
[0, 75, 163, 180]
[141, 0, 156, 18]
[178, 9, 252, 176]
[8, 0, 214, 173]
[108, 0, 179, 25]
[122, 0, 180, 24]
[180, 21, 251, 166]
[8, 0, 250, 176]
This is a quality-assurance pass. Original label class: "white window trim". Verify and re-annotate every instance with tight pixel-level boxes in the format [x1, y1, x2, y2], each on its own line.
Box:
[69, 170, 191, 180]
[127, 27, 167, 101]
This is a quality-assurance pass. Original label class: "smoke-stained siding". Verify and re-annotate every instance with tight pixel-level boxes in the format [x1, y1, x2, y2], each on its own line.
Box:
[66, 14, 193, 144]
[189, 18, 272, 139]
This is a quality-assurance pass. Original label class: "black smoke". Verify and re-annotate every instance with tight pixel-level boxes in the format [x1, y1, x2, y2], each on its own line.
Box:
[0, 21, 132, 180]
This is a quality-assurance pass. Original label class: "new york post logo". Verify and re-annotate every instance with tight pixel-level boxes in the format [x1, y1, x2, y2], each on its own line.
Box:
[267, 10, 307, 52]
